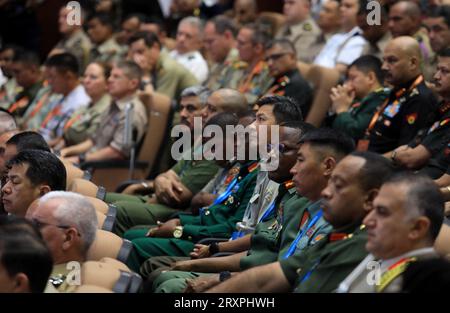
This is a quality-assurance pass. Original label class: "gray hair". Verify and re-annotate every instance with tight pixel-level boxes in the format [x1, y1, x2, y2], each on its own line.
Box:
[39, 191, 98, 253]
[179, 16, 204, 35]
[0, 112, 17, 134]
[181, 85, 211, 107]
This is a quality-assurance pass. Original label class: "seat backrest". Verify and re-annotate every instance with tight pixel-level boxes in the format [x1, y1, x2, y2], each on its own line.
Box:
[87, 229, 124, 261]
[137, 91, 172, 178]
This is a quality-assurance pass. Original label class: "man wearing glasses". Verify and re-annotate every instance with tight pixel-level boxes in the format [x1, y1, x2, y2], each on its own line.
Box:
[25, 191, 98, 293]
[264, 39, 313, 118]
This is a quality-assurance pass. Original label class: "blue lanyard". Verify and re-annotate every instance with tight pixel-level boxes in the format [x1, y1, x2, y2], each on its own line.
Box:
[258, 201, 276, 223]
[213, 177, 238, 205]
[283, 210, 323, 259]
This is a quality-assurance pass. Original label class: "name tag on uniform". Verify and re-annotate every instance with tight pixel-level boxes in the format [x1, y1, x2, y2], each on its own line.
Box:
[250, 194, 260, 204]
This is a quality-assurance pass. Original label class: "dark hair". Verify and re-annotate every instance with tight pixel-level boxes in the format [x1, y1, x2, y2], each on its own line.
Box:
[12, 50, 40, 67]
[0, 217, 53, 293]
[439, 48, 450, 58]
[265, 39, 296, 55]
[385, 172, 444, 241]
[128, 31, 161, 49]
[6, 150, 67, 191]
[0, 44, 23, 56]
[281, 120, 316, 134]
[350, 151, 395, 191]
[204, 111, 239, 133]
[45, 52, 79, 76]
[243, 23, 272, 46]
[6, 131, 50, 153]
[239, 109, 256, 121]
[256, 95, 304, 123]
[123, 13, 147, 24]
[210, 15, 238, 37]
[115, 60, 142, 82]
[88, 12, 115, 29]
[358, 0, 388, 19]
[299, 128, 355, 161]
[428, 5, 450, 28]
[349, 55, 384, 84]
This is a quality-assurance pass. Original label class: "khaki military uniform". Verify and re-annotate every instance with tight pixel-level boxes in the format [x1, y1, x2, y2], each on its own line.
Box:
[89, 37, 122, 66]
[63, 93, 111, 146]
[152, 51, 199, 101]
[337, 247, 437, 293]
[220, 60, 274, 105]
[91, 93, 147, 158]
[0, 78, 21, 109]
[204, 48, 239, 90]
[44, 263, 79, 293]
[54, 29, 92, 72]
[276, 17, 322, 63]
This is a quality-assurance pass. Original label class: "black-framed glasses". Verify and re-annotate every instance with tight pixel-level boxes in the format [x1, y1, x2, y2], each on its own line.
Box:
[265, 52, 289, 62]
[30, 218, 71, 230]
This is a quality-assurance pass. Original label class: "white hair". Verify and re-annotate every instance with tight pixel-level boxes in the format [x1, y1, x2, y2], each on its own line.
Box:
[39, 191, 98, 253]
[179, 16, 204, 35]
[0, 112, 17, 134]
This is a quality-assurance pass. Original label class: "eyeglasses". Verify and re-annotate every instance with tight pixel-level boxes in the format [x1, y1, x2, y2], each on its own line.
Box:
[265, 52, 289, 62]
[30, 218, 71, 230]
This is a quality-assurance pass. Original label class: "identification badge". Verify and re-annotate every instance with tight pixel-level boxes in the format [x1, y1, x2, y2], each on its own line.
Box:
[249, 194, 260, 204]
[356, 139, 370, 151]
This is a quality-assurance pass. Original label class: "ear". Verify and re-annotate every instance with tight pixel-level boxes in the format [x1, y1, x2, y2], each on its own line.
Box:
[322, 157, 337, 177]
[367, 71, 377, 85]
[12, 273, 31, 293]
[254, 43, 264, 55]
[62, 227, 79, 250]
[363, 188, 379, 213]
[410, 56, 420, 71]
[409, 216, 431, 241]
[129, 78, 140, 90]
[39, 185, 51, 197]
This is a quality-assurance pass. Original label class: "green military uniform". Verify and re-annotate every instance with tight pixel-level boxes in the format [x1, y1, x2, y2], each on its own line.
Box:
[331, 88, 390, 141]
[153, 51, 199, 101]
[219, 60, 274, 105]
[153, 194, 332, 293]
[0, 78, 21, 109]
[204, 48, 239, 91]
[54, 29, 92, 73]
[275, 17, 322, 64]
[89, 37, 122, 66]
[280, 224, 368, 293]
[200, 162, 241, 196]
[123, 162, 259, 272]
[111, 149, 220, 236]
[44, 263, 79, 293]
[7, 80, 43, 118]
[63, 93, 111, 146]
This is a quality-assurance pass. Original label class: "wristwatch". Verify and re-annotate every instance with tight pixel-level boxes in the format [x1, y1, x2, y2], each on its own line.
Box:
[209, 242, 220, 255]
[219, 271, 231, 282]
[173, 226, 183, 238]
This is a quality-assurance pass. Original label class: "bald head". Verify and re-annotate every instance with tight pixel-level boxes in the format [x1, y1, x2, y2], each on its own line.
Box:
[202, 89, 248, 121]
[382, 36, 423, 85]
[389, 1, 422, 37]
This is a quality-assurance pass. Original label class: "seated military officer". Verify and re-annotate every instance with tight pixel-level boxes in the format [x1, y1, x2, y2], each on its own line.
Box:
[360, 37, 438, 154]
[2, 150, 66, 217]
[87, 13, 122, 66]
[60, 61, 148, 164]
[0, 216, 53, 293]
[329, 55, 389, 142]
[25, 191, 98, 293]
[150, 124, 341, 293]
[207, 151, 394, 293]
[389, 49, 450, 179]
[337, 173, 444, 292]
[7, 50, 44, 118]
[264, 39, 313, 118]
